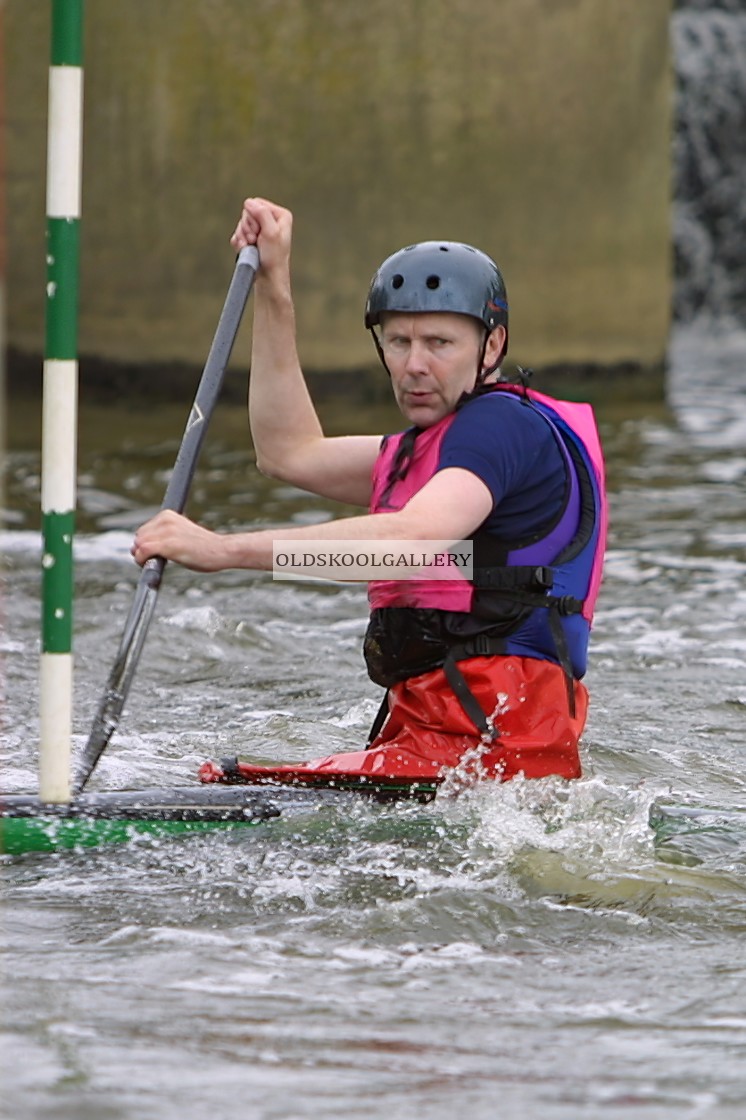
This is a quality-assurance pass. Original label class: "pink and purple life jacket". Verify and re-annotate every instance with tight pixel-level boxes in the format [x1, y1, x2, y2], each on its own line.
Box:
[363, 383, 607, 699]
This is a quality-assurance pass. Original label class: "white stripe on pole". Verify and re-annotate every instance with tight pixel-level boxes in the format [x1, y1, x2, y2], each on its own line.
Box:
[46, 66, 83, 219]
[40, 653, 75, 802]
[41, 359, 78, 513]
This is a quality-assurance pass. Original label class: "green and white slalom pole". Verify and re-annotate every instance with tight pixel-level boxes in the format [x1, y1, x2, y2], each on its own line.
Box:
[39, 0, 84, 803]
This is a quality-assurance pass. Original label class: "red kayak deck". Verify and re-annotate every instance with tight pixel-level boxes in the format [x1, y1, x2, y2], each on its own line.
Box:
[199, 756, 440, 803]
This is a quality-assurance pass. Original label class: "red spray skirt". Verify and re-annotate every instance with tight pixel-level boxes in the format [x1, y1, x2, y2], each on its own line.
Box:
[199, 656, 587, 788]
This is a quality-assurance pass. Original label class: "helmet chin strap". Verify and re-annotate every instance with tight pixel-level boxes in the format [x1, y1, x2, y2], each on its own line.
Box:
[370, 328, 392, 377]
[474, 329, 501, 389]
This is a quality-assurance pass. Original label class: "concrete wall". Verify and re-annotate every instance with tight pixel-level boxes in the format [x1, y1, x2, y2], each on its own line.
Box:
[7, 0, 672, 375]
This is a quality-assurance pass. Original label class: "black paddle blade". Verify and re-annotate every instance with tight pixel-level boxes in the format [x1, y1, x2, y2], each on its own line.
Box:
[73, 246, 260, 794]
[73, 572, 160, 793]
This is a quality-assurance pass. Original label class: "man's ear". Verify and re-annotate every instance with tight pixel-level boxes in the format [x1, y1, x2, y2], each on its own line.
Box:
[483, 326, 507, 370]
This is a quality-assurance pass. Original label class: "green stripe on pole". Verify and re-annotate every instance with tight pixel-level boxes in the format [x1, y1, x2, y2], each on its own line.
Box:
[46, 218, 80, 359]
[42, 510, 75, 653]
[51, 0, 84, 67]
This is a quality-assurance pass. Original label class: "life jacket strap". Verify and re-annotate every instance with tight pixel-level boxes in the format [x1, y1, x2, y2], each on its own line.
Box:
[366, 691, 391, 746]
[442, 652, 500, 741]
[447, 600, 577, 720]
[547, 608, 578, 718]
[473, 564, 555, 590]
[447, 634, 507, 660]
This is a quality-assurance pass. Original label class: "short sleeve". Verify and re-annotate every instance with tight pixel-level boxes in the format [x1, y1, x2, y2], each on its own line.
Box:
[436, 394, 567, 537]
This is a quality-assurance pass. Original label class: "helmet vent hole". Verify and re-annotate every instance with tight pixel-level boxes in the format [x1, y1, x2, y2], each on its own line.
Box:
[426, 274, 441, 290]
[391, 274, 404, 289]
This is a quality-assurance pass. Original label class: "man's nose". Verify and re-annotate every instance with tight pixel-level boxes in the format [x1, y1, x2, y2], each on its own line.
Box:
[404, 340, 428, 373]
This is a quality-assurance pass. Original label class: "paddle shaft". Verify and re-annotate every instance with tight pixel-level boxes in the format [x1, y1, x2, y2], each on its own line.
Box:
[73, 245, 260, 794]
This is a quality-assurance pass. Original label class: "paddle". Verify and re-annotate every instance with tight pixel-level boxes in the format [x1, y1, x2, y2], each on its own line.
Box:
[73, 245, 260, 794]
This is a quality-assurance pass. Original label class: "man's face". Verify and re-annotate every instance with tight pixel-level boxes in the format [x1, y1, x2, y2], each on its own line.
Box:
[380, 312, 490, 427]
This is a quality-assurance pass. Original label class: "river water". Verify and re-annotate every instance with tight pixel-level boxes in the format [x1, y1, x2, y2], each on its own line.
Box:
[2, 325, 746, 1119]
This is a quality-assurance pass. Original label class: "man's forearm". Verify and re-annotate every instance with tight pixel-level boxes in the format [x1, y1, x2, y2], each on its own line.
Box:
[133, 507, 450, 574]
[221, 509, 438, 570]
[249, 273, 324, 479]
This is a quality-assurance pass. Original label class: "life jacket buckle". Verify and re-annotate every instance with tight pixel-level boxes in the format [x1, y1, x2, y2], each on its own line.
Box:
[556, 595, 583, 616]
[533, 566, 554, 589]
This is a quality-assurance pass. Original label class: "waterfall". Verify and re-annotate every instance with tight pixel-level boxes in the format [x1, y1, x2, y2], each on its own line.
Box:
[672, 1, 746, 326]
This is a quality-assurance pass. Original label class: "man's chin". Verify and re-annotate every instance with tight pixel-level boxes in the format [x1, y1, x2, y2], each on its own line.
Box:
[399, 400, 447, 428]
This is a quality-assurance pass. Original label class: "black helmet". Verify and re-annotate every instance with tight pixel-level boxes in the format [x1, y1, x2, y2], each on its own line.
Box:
[364, 241, 508, 340]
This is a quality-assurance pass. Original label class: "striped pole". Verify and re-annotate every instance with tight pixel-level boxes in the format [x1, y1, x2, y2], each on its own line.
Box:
[40, 0, 84, 802]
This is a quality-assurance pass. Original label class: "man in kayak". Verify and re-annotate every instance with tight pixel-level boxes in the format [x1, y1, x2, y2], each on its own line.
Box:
[133, 196, 607, 789]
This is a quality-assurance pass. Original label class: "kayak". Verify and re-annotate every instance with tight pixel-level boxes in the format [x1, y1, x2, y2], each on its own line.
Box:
[0, 784, 338, 856]
[0, 777, 438, 857]
[5, 783, 739, 859]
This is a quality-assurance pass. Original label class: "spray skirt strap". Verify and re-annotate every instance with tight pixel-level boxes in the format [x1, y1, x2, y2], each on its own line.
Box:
[442, 652, 500, 741]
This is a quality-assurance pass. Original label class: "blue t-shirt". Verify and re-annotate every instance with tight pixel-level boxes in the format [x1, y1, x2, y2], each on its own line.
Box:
[435, 393, 567, 539]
